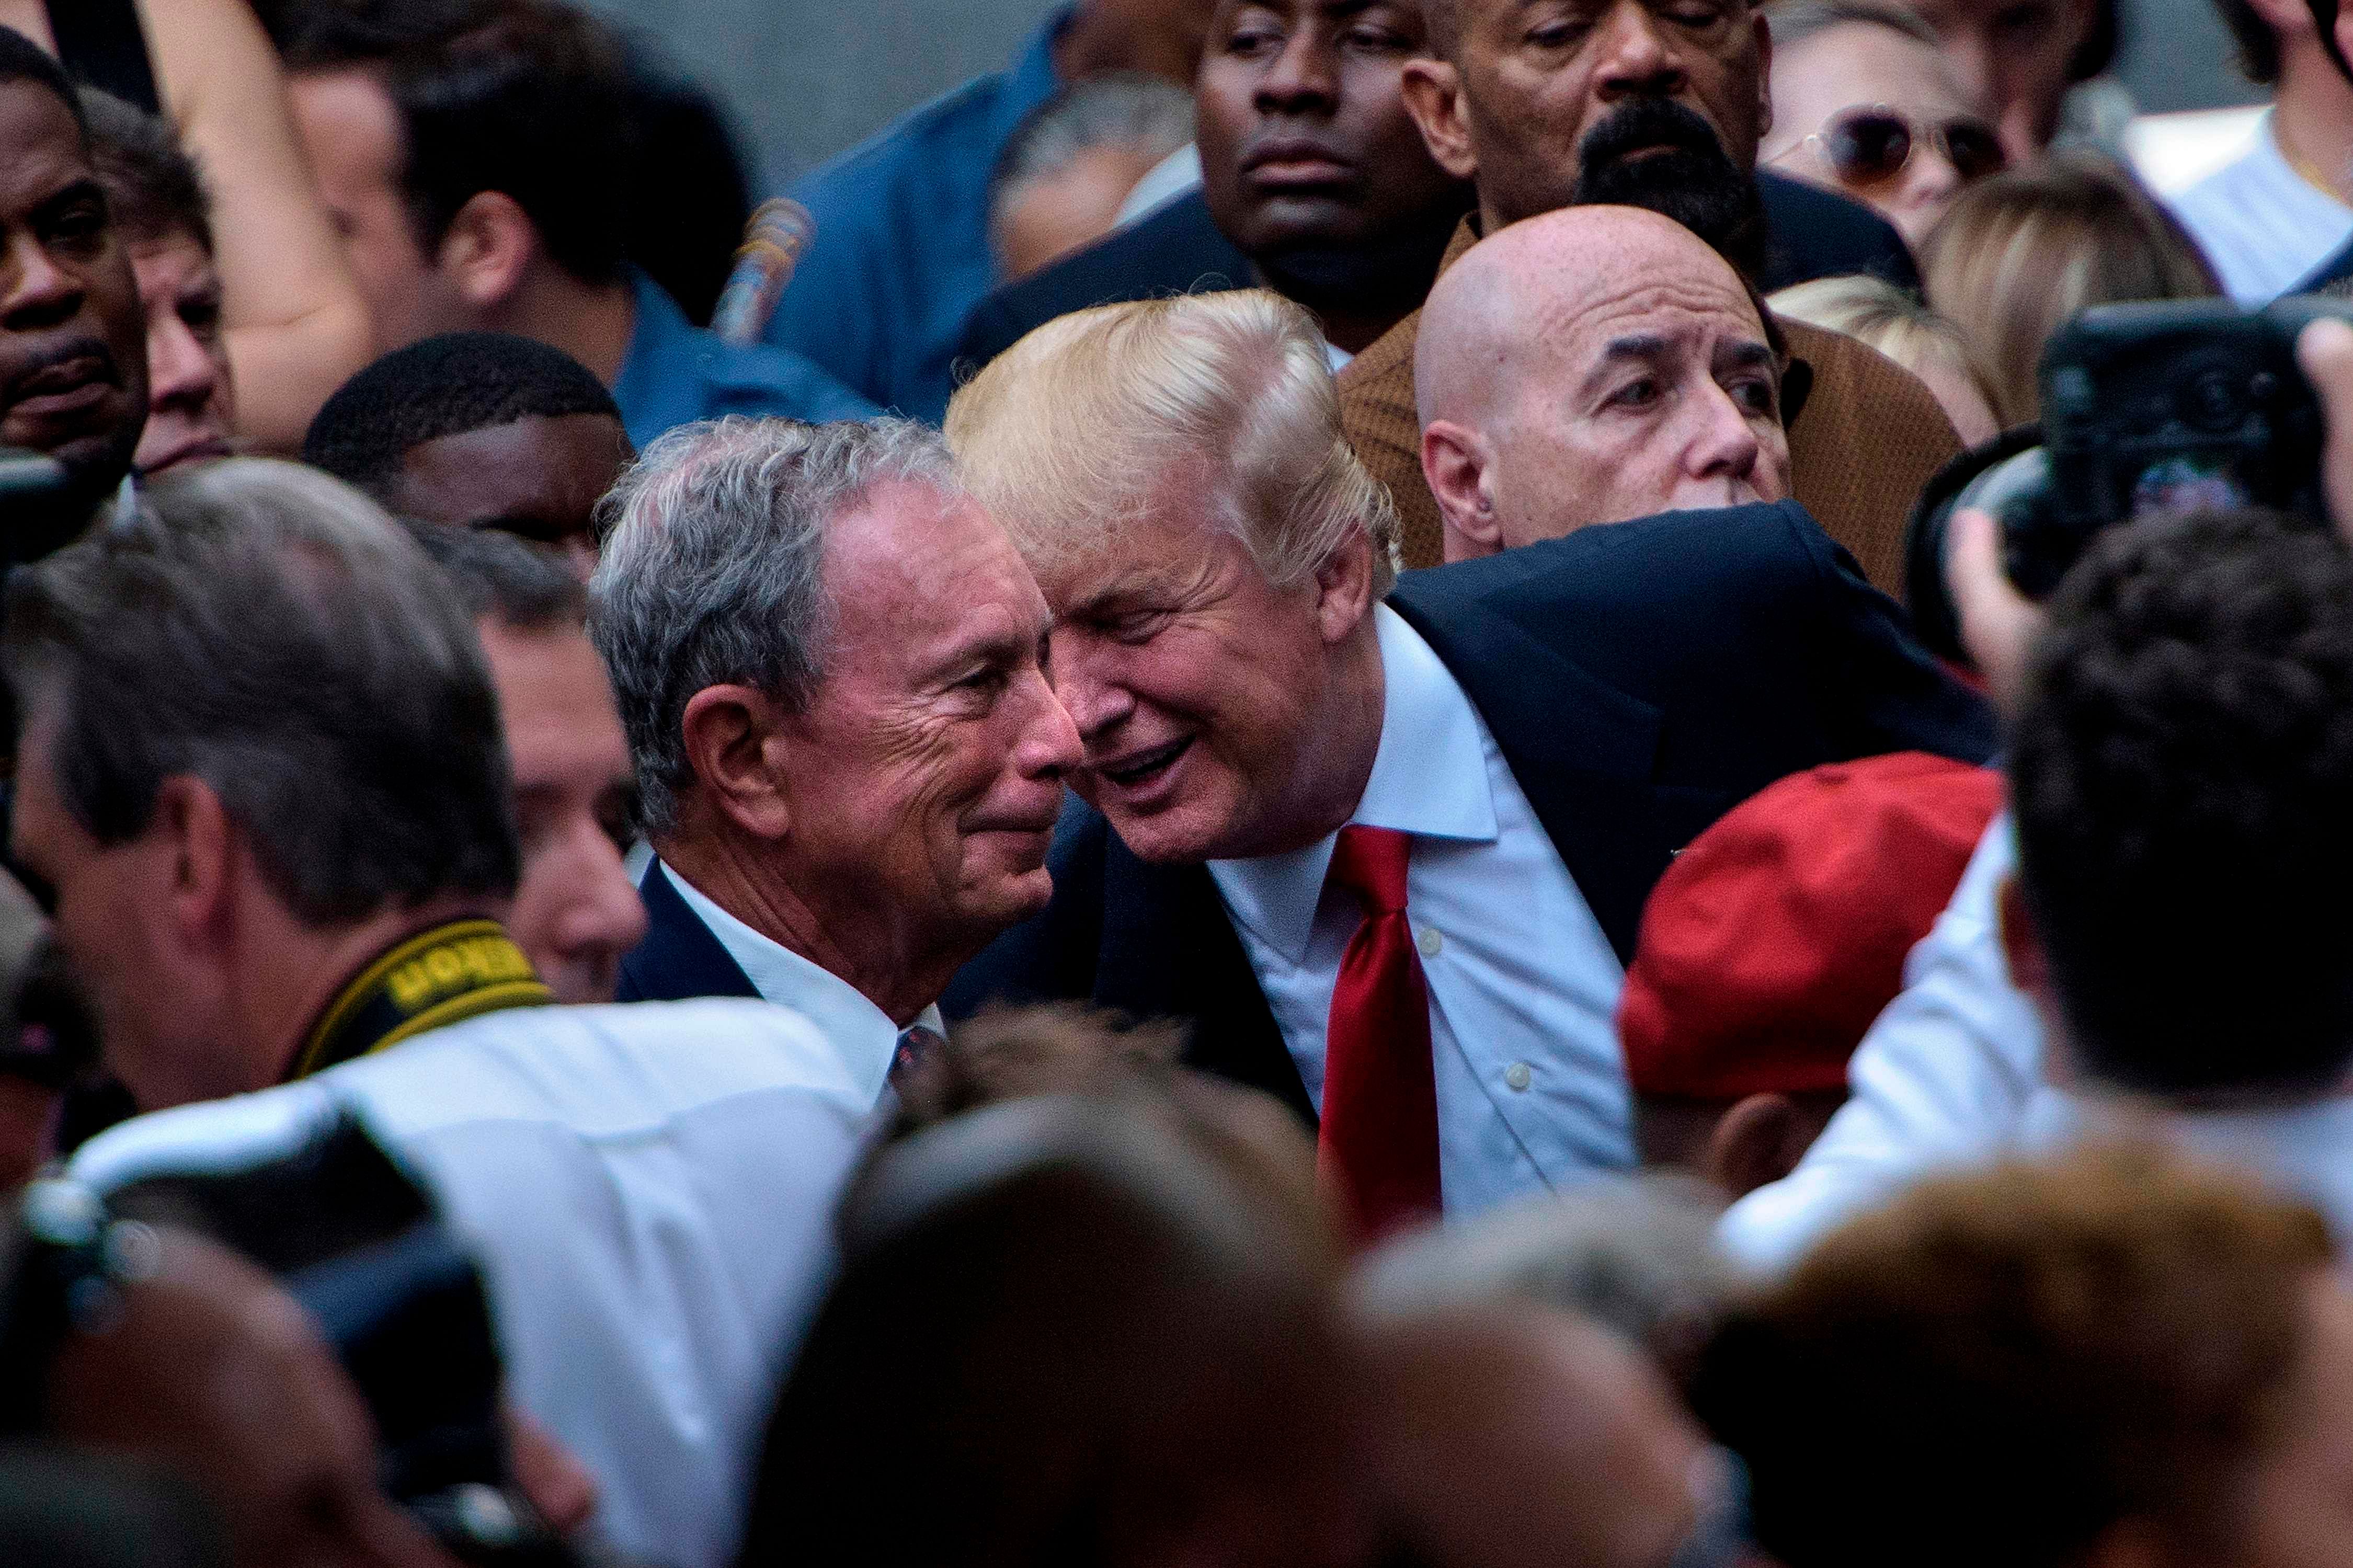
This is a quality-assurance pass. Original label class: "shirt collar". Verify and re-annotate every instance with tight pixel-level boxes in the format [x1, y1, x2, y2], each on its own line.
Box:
[1208, 605, 1498, 965]
[658, 860, 934, 1106]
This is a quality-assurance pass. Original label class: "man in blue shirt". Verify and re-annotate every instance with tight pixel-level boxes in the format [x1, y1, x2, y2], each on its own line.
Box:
[280, 0, 875, 447]
[765, 0, 1218, 420]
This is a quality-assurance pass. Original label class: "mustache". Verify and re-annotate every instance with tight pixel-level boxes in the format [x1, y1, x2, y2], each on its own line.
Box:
[4, 334, 119, 402]
[1574, 96, 1734, 176]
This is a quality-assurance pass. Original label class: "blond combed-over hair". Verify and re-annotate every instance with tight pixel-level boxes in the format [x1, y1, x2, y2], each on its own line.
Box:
[945, 290, 1401, 598]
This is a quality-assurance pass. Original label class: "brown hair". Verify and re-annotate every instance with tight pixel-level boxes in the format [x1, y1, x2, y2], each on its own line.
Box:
[1695, 1142, 2334, 1568]
[1921, 155, 2221, 424]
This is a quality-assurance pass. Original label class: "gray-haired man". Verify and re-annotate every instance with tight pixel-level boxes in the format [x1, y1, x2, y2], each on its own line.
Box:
[596, 416, 1080, 1104]
[36, 457, 883, 1568]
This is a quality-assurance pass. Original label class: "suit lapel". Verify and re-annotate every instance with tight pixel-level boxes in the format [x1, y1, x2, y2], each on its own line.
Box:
[1095, 837, 1317, 1126]
[1385, 588, 1673, 967]
[615, 860, 762, 1004]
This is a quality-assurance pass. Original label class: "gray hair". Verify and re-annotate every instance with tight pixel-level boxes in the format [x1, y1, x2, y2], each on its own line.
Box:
[588, 416, 960, 835]
[2, 458, 518, 925]
[989, 74, 1195, 246]
[1354, 1175, 1738, 1360]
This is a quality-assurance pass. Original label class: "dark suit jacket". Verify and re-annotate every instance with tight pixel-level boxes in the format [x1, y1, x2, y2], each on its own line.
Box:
[1753, 168, 1918, 294]
[615, 859, 760, 1004]
[944, 500, 1996, 1119]
[949, 171, 1917, 383]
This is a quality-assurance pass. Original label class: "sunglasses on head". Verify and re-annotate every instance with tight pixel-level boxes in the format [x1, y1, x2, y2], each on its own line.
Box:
[1802, 104, 2007, 188]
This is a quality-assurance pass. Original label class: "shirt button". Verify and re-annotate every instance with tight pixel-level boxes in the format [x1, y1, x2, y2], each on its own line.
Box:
[1418, 926, 1445, 959]
[1504, 1061, 1533, 1092]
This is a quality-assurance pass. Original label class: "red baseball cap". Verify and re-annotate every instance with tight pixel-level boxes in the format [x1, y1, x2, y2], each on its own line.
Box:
[1618, 753, 2003, 1099]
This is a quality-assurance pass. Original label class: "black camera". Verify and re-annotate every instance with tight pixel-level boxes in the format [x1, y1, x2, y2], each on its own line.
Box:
[1905, 295, 2353, 663]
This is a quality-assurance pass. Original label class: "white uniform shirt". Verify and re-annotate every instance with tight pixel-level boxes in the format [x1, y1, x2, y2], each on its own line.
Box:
[72, 998, 871, 1568]
[1208, 605, 1633, 1216]
[2020, 1087, 2353, 1244]
[661, 861, 944, 1108]
[1719, 814, 2048, 1274]
[2165, 113, 2353, 304]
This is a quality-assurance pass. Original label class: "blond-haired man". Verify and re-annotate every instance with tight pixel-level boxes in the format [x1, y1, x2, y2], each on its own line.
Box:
[942, 290, 1992, 1234]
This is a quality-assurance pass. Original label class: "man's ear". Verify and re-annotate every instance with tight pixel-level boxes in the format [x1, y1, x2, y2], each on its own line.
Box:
[151, 775, 235, 952]
[1422, 420, 1502, 560]
[434, 190, 539, 314]
[1312, 529, 1378, 642]
[1751, 9, 1774, 144]
[1400, 58, 1480, 180]
[1705, 1092, 1814, 1197]
[678, 684, 794, 842]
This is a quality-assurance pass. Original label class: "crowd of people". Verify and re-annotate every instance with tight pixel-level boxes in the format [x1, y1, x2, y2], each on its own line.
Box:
[3, 0, 2353, 1564]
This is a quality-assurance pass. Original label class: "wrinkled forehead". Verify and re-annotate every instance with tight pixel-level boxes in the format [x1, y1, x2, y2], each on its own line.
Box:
[1776, 20, 1978, 118]
[825, 480, 1049, 628]
[1543, 262, 1768, 364]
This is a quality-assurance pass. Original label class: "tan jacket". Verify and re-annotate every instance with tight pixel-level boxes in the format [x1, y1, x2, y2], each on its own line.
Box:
[1335, 219, 1960, 592]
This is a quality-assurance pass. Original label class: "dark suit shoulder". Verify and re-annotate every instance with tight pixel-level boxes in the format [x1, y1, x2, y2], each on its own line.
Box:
[1391, 500, 1835, 631]
[1756, 168, 1921, 292]
[942, 793, 1112, 1018]
[950, 193, 1253, 375]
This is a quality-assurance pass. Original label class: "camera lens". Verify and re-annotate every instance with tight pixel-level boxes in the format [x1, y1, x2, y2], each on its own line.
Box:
[2182, 368, 2243, 432]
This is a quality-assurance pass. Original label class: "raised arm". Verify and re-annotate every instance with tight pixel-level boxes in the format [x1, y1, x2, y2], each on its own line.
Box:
[139, 0, 372, 452]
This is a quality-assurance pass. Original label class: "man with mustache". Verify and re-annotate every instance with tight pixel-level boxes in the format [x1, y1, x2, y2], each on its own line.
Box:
[956, 0, 1475, 375]
[594, 418, 1082, 1113]
[1336, 0, 1970, 591]
[0, 29, 147, 565]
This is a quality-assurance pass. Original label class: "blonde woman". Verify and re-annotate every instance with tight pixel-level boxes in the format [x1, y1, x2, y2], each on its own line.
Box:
[1771, 272, 2005, 444]
[1920, 155, 2220, 424]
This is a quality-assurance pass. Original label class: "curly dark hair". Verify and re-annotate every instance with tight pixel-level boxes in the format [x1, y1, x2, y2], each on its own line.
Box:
[2008, 507, 2353, 1095]
[1694, 1142, 2334, 1568]
[301, 331, 620, 498]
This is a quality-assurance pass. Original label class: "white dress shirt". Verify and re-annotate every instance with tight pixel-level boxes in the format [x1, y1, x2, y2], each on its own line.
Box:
[1208, 605, 1633, 1217]
[72, 998, 872, 1568]
[2165, 112, 2353, 304]
[1719, 814, 2048, 1274]
[660, 859, 944, 1108]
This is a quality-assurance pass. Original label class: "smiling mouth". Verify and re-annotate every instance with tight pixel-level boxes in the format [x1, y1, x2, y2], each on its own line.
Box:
[1096, 736, 1193, 788]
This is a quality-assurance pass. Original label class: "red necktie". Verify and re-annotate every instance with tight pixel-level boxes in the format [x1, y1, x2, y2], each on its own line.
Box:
[1319, 825, 1442, 1240]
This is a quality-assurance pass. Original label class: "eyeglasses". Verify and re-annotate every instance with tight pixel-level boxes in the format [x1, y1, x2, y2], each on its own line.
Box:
[1801, 104, 2007, 189]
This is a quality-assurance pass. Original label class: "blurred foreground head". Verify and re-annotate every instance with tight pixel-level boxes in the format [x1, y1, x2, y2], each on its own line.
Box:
[740, 1091, 1368, 1568]
[2006, 509, 2353, 1100]
[2, 1201, 465, 1568]
[1697, 1143, 2353, 1568]
[1356, 1301, 1748, 1568]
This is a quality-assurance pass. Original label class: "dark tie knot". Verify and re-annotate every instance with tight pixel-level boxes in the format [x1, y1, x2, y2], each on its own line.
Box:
[1328, 825, 1412, 915]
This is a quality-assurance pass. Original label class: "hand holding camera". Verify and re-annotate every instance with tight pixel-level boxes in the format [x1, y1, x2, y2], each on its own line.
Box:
[1910, 299, 2353, 715]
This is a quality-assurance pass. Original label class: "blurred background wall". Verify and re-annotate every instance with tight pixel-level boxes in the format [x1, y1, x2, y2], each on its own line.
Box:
[575, 0, 2264, 190]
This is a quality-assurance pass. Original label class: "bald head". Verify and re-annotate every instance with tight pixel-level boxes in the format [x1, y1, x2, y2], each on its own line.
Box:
[1415, 207, 1791, 561]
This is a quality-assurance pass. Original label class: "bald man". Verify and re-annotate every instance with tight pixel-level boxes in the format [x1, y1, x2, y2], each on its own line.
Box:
[1420, 208, 1795, 562]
